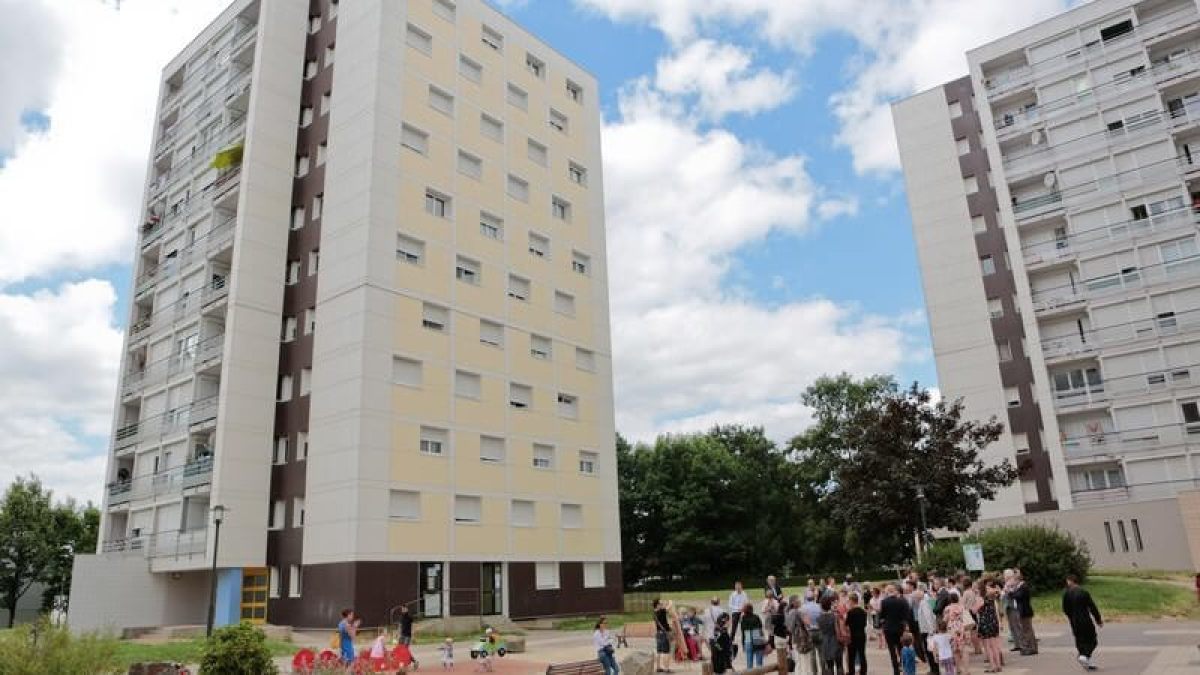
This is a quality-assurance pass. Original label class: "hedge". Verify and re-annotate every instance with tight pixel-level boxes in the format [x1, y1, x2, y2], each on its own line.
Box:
[917, 524, 1091, 592]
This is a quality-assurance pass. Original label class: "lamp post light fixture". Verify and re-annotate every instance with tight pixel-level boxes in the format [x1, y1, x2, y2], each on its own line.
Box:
[915, 486, 929, 563]
[205, 504, 226, 638]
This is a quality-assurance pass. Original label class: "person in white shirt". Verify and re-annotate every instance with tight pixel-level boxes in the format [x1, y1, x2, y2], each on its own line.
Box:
[703, 597, 723, 657]
[729, 581, 749, 641]
[594, 617, 619, 675]
[928, 620, 956, 675]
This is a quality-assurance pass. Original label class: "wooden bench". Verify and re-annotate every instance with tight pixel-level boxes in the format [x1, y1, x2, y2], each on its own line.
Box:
[615, 621, 656, 648]
[545, 659, 606, 675]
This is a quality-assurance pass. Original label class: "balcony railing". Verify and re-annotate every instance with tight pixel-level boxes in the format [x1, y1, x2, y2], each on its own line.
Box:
[1012, 190, 1062, 217]
[101, 529, 207, 560]
[121, 333, 226, 396]
[1053, 384, 1107, 410]
[1023, 205, 1199, 268]
[105, 456, 214, 507]
[1033, 251, 1200, 314]
[110, 395, 219, 448]
[1070, 485, 1130, 507]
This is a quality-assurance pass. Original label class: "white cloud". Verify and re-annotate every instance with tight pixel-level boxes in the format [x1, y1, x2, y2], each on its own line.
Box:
[0, 0, 62, 153]
[0, 280, 123, 504]
[577, 0, 1071, 173]
[0, 0, 228, 286]
[603, 83, 917, 442]
[655, 39, 795, 119]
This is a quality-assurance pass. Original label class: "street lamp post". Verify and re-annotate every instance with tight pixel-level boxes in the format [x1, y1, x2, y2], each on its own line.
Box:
[205, 504, 226, 638]
[915, 487, 929, 563]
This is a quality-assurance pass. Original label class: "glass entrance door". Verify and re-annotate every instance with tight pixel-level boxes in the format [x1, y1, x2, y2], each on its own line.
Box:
[420, 562, 444, 618]
[239, 567, 268, 624]
[480, 563, 502, 615]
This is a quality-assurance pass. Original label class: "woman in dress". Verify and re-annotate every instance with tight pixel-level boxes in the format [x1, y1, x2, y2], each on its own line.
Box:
[869, 586, 885, 650]
[975, 581, 1004, 673]
[816, 596, 844, 675]
[942, 594, 972, 675]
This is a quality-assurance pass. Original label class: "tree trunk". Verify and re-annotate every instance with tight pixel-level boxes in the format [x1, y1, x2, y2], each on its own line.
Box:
[6, 602, 14, 628]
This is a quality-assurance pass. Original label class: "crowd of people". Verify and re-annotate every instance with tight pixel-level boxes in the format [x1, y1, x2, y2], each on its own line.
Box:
[642, 569, 1105, 675]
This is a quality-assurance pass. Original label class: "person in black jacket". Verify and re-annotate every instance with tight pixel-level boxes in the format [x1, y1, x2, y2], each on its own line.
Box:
[1062, 575, 1102, 671]
[710, 613, 735, 674]
[1010, 569, 1038, 655]
[878, 584, 912, 675]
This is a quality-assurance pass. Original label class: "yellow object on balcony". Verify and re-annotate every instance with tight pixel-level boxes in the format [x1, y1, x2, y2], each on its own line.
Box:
[211, 141, 244, 170]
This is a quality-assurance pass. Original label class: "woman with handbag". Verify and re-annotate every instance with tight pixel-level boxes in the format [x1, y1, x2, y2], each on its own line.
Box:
[740, 604, 766, 669]
[817, 597, 844, 675]
[791, 610, 818, 675]
[943, 594, 974, 675]
[594, 617, 620, 675]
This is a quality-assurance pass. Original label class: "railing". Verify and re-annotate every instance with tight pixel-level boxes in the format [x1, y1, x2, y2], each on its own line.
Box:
[1023, 206, 1199, 267]
[1053, 385, 1107, 409]
[1003, 110, 1165, 178]
[1153, 50, 1200, 85]
[211, 166, 242, 202]
[1013, 190, 1062, 215]
[1070, 485, 1130, 507]
[105, 456, 215, 508]
[1168, 102, 1200, 128]
[110, 396, 219, 447]
[101, 530, 208, 561]
[1033, 254, 1200, 313]
[121, 333, 226, 396]
[984, 65, 1033, 97]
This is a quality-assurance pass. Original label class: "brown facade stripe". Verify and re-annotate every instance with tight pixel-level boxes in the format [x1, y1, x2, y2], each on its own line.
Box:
[943, 76, 1058, 513]
[268, 0, 334, 627]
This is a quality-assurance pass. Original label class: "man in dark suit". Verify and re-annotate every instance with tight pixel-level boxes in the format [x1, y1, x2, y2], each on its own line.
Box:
[879, 583, 912, 675]
[1011, 569, 1038, 655]
[1062, 575, 1102, 671]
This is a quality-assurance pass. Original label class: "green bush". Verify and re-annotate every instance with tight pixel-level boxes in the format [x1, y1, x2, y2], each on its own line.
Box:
[199, 622, 279, 675]
[918, 524, 1091, 592]
[0, 619, 122, 675]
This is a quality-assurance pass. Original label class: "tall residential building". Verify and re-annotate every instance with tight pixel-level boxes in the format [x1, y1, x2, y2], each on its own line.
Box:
[70, 0, 621, 631]
[895, 0, 1200, 571]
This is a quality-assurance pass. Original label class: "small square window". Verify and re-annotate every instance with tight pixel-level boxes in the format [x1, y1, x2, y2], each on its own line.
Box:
[528, 231, 549, 258]
[422, 303, 449, 331]
[535, 561, 559, 589]
[457, 150, 482, 180]
[579, 450, 597, 475]
[459, 55, 482, 83]
[561, 503, 582, 528]
[568, 162, 587, 186]
[527, 139, 548, 166]
[481, 113, 503, 142]
[507, 175, 529, 202]
[389, 490, 420, 519]
[566, 80, 583, 103]
[397, 233, 424, 264]
[583, 562, 605, 588]
[420, 426, 448, 456]
[575, 347, 595, 371]
[526, 53, 545, 78]
[557, 392, 578, 419]
[406, 24, 432, 54]
[480, 435, 505, 463]
[481, 25, 503, 51]
[552, 196, 571, 221]
[507, 275, 530, 301]
[433, 0, 456, 22]
[530, 334, 552, 360]
[532, 442, 554, 468]
[455, 255, 481, 284]
[997, 340, 1013, 362]
[554, 290, 576, 316]
[291, 206, 306, 230]
[572, 251, 590, 275]
[455, 370, 482, 399]
[510, 383, 533, 409]
[401, 124, 429, 154]
[392, 356, 422, 387]
[428, 86, 454, 116]
[480, 319, 503, 347]
[549, 109, 568, 133]
[454, 495, 481, 523]
[425, 189, 450, 217]
[512, 499, 535, 526]
[479, 212, 504, 240]
[980, 255, 996, 275]
[507, 83, 528, 111]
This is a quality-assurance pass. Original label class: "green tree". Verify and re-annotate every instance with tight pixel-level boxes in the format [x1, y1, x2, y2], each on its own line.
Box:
[199, 622, 279, 675]
[41, 500, 99, 614]
[0, 477, 59, 627]
[792, 375, 1016, 564]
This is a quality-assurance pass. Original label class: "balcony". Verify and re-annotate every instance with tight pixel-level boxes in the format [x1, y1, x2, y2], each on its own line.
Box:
[1022, 206, 1200, 268]
[110, 396, 219, 449]
[984, 65, 1034, 99]
[1013, 190, 1063, 220]
[1070, 485, 1130, 507]
[121, 334, 226, 397]
[1053, 384, 1108, 411]
[1034, 253, 1200, 316]
[101, 530, 207, 561]
[105, 457, 214, 511]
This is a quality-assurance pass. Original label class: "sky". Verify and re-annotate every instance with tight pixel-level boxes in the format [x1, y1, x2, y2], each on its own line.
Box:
[0, 0, 1080, 504]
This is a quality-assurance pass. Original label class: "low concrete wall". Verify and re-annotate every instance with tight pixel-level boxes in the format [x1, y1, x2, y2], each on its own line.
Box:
[977, 492, 1200, 572]
[68, 555, 209, 634]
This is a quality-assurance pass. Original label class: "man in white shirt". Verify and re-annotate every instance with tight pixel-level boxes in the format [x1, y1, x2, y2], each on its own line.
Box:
[729, 581, 749, 641]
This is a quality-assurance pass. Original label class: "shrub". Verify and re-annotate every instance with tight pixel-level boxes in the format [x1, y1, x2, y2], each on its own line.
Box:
[918, 524, 1091, 592]
[0, 619, 121, 675]
[199, 622, 279, 675]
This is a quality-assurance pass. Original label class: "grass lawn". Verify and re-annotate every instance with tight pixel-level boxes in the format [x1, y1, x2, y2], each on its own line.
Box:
[113, 637, 297, 668]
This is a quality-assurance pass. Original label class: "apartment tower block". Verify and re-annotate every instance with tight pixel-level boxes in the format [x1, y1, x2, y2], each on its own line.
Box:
[895, 0, 1200, 570]
[70, 0, 622, 631]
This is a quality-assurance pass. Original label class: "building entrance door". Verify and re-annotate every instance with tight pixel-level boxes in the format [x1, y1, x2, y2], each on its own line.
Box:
[240, 567, 268, 624]
[420, 562, 444, 618]
[480, 563, 502, 615]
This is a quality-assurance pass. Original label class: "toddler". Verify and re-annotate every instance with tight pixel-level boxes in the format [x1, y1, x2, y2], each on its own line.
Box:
[900, 633, 917, 675]
[439, 637, 455, 669]
[929, 620, 957, 675]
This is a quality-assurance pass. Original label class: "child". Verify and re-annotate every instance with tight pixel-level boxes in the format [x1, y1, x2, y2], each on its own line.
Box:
[370, 634, 388, 661]
[439, 637, 455, 669]
[900, 633, 918, 675]
[929, 620, 957, 675]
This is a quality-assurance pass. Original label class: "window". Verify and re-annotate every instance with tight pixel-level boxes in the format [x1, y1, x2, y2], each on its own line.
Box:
[527, 139, 548, 166]
[425, 189, 450, 217]
[566, 79, 583, 103]
[507, 174, 529, 202]
[389, 490, 420, 520]
[510, 383, 533, 410]
[569, 162, 587, 185]
[528, 231, 549, 258]
[278, 374, 293, 402]
[324, 44, 335, 67]
[269, 566, 281, 598]
[1100, 19, 1133, 42]
[312, 194, 323, 220]
[583, 562, 605, 589]
[533, 443, 555, 469]
[288, 565, 302, 597]
[552, 196, 571, 221]
[526, 53, 545, 78]
[512, 499, 534, 526]
[300, 367, 312, 396]
[282, 316, 297, 342]
[1131, 518, 1143, 551]
[401, 124, 429, 154]
[300, 106, 314, 128]
[397, 234, 424, 264]
[956, 137, 970, 155]
[987, 297, 1003, 319]
[329, 0, 338, 17]
[392, 356, 422, 387]
[308, 249, 320, 275]
[420, 426, 448, 456]
[270, 500, 285, 530]
[948, 100, 963, 117]
[1117, 520, 1129, 551]
[480, 435, 505, 463]
[997, 340, 1013, 362]
[535, 562, 559, 590]
[455, 256, 481, 284]
[579, 450, 597, 474]
[428, 86, 454, 116]
[406, 24, 432, 54]
[557, 393, 578, 419]
[1183, 401, 1200, 423]
[479, 212, 503, 240]
[296, 155, 310, 177]
[459, 55, 482, 83]
[308, 15, 321, 34]
[292, 497, 305, 528]
[304, 59, 318, 79]
[481, 25, 503, 51]
[274, 436, 288, 464]
[291, 206, 306, 230]
[530, 334, 552, 359]
[457, 150, 482, 179]
[1161, 237, 1198, 270]
[422, 303, 449, 331]
[963, 175, 978, 194]
[980, 255, 996, 275]
[972, 215, 986, 233]
[561, 503, 582, 528]
[1131, 204, 1148, 220]
[1104, 521, 1115, 552]
[321, 90, 331, 116]
[549, 109, 569, 133]
[480, 113, 503, 141]
[297, 431, 308, 460]
[433, 0, 456, 21]
[507, 83, 528, 111]
[480, 319, 503, 347]
[1005, 386, 1020, 407]
[507, 275, 530, 301]
[576, 348, 595, 371]
[554, 291, 576, 316]
[1158, 311, 1178, 332]
[454, 495, 482, 523]
[455, 370, 482, 399]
